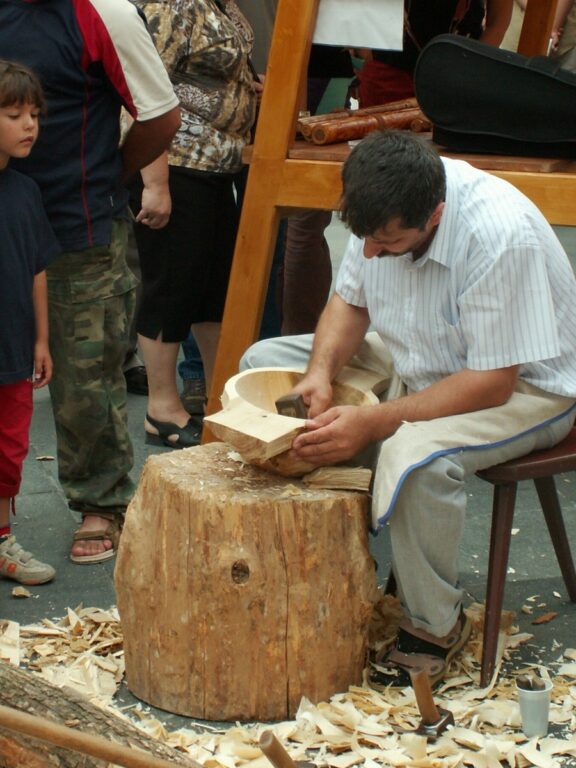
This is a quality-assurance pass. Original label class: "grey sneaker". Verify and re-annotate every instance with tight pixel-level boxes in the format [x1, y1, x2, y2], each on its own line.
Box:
[0, 535, 56, 585]
[180, 378, 206, 416]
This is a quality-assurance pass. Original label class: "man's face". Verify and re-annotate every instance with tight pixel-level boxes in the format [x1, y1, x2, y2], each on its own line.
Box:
[362, 204, 444, 260]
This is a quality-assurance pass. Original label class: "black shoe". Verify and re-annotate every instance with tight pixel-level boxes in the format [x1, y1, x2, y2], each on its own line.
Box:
[145, 413, 201, 449]
[368, 609, 471, 690]
[124, 365, 148, 395]
[180, 378, 207, 415]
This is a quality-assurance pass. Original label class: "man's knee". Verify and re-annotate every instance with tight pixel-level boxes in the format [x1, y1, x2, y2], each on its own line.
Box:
[239, 339, 276, 371]
[239, 334, 314, 372]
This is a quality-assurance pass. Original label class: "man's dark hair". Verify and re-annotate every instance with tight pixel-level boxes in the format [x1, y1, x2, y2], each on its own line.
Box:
[0, 59, 45, 112]
[340, 130, 446, 237]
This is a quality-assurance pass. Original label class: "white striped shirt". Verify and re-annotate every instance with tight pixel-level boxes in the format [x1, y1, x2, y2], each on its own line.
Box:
[335, 157, 576, 397]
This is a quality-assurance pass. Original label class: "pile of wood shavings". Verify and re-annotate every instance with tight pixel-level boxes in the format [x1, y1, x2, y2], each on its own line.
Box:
[132, 680, 576, 768]
[16, 605, 124, 703]
[4, 597, 576, 767]
[130, 597, 576, 768]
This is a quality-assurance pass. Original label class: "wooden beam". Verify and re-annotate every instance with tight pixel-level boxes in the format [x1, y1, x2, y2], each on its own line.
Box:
[205, 0, 320, 423]
[517, 0, 558, 55]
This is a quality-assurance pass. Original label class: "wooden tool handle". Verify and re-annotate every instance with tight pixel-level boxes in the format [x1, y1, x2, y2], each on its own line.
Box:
[260, 730, 299, 768]
[275, 393, 308, 418]
[0, 704, 187, 768]
[409, 668, 442, 725]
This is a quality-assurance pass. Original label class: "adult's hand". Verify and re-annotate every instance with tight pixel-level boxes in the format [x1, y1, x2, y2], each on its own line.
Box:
[291, 405, 375, 465]
[291, 371, 333, 419]
[136, 182, 171, 229]
[137, 152, 171, 229]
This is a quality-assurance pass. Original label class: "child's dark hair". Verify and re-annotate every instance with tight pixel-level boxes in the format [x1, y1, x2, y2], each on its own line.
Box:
[0, 59, 45, 112]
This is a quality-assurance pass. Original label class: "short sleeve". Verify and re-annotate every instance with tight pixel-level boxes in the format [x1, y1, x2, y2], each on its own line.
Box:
[335, 233, 368, 307]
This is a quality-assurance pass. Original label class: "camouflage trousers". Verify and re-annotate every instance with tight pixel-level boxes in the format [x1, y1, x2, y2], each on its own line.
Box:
[47, 220, 137, 517]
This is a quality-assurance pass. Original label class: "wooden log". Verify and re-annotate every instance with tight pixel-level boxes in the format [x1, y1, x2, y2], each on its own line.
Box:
[410, 117, 432, 133]
[0, 663, 195, 768]
[310, 108, 423, 145]
[297, 97, 419, 136]
[115, 442, 378, 722]
[204, 366, 383, 477]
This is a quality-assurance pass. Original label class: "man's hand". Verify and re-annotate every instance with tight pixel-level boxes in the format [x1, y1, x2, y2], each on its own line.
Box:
[291, 372, 333, 419]
[291, 405, 375, 465]
[136, 181, 171, 229]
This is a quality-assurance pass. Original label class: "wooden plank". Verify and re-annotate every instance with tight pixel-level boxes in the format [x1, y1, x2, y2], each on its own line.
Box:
[285, 140, 576, 174]
[274, 157, 576, 226]
[205, 0, 320, 421]
[490, 170, 576, 225]
[518, 0, 558, 55]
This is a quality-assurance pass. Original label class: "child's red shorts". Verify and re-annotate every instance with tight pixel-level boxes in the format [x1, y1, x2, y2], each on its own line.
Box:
[0, 379, 33, 498]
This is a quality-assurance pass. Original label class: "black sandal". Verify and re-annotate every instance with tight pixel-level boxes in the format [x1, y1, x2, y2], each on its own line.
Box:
[369, 609, 471, 690]
[145, 413, 201, 449]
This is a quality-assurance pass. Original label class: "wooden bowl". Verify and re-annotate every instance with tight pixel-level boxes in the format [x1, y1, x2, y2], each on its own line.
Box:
[204, 367, 380, 477]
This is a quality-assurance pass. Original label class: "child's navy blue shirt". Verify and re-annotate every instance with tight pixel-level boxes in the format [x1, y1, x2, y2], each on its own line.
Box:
[0, 168, 60, 384]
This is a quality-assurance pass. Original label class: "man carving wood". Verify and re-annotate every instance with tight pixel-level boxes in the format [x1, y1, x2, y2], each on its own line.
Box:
[240, 130, 576, 688]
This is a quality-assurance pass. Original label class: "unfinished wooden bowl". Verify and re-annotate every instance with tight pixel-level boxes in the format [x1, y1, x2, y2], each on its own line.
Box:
[204, 367, 380, 476]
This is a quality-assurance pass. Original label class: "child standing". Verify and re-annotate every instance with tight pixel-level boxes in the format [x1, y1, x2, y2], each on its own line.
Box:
[0, 60, 60, 585]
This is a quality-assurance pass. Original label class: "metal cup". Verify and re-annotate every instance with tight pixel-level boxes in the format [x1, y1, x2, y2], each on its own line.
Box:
[516, 679, 553, 738]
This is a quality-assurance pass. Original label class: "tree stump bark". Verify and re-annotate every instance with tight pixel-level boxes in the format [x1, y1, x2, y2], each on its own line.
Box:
[0, 663, 195, 767]
[115, 442, 377, 722]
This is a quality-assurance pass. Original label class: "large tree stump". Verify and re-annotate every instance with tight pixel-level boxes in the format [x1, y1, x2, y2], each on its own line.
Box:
[115, 442, 377, 722]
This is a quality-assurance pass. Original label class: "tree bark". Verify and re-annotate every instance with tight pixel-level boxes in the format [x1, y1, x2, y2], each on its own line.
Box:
[0, 662, 195, 767]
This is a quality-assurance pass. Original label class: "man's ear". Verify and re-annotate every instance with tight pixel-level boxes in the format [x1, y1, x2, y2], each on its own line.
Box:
[429, 202, 445, 228]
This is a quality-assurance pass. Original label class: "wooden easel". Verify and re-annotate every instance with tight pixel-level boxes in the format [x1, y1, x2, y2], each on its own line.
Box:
[205, 0, 568, 422]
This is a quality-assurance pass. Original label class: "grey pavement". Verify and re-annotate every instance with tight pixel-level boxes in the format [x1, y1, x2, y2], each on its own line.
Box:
[1, 222, 576, 730]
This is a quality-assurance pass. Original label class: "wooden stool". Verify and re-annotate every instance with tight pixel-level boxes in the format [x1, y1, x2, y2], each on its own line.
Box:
[115, 442, 377, 721]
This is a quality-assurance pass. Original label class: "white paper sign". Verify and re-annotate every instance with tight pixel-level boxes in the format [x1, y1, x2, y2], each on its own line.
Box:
[313, 0, 403, 50]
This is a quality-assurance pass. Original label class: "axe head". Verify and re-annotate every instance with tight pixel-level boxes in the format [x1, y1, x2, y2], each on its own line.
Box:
[415, 707, 454, 741]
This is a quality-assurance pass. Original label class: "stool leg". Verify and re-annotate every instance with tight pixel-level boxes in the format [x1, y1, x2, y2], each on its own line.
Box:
[481, 481, 517, 688]
[534, 476, 576, 601]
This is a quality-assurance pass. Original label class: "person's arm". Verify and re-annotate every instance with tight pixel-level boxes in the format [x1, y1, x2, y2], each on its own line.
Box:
[481, 0, 514, 45]
[292, 293, 371, 418]
[551, 0, 575, 49]
[291, 364, 520, 465]
[32, 270, 52, 388]
[120, 107, 180, 183]
[136, 152, 171, 229]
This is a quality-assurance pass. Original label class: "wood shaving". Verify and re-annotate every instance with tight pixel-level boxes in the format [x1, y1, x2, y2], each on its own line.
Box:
[532, 613, 559, 626]
[11, 586, 31, 598]
[6, 594, 576, 767]
[0, 619, 19, 665]
[18, 604, 124, 705]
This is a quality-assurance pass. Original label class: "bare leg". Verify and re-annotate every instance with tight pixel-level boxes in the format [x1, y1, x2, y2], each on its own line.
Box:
[191, 321, 221, 394]
[138, 333, 191, 431]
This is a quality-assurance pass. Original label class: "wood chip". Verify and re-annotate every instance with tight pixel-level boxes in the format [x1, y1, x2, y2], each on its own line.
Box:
[531, 612, 558, 625]
[11, 586, 31, 598]
[0, 619, 20, 665]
